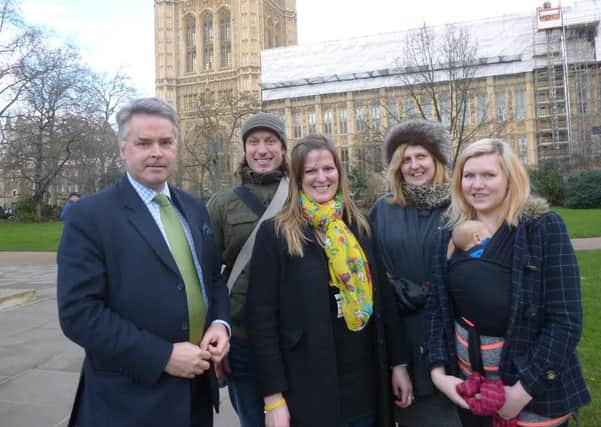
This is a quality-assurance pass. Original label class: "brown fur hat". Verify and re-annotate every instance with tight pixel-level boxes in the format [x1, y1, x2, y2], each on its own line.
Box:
[384, 119, 451, 166]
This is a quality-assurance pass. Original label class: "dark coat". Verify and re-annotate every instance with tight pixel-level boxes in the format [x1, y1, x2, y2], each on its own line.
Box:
[206, 169, 284, 338]
[426, 205, 592, 417]
[247, 218, 406, 427]
[369, 194, 448, 396]
[57, 176, 230, 427]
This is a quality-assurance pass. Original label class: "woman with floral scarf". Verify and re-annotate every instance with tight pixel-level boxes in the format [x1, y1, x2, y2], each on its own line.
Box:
[247, 134, 408, 427]
[369, 120, 462, 427]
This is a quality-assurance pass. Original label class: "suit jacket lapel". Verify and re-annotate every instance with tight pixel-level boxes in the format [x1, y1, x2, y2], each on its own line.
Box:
[118, 177, 180, 276]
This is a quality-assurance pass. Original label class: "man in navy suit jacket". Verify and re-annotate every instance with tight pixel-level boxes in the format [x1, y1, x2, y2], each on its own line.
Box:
[57, 97, 230, 427]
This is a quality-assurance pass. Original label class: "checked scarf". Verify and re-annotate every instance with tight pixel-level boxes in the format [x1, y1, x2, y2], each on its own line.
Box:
[300, 191, 373, 331]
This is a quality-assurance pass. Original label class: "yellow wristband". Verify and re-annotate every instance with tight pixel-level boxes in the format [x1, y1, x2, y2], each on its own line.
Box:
[264, 398, 286, 413]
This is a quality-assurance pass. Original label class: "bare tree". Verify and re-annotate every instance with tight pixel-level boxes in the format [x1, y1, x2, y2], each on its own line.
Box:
[0, 3, 138, 219]
[67, 116, 121, 195]
[181, 87, 258, 199]
[72, 71, 137, 193]
[0, 0, 46, 120]
[397, 22, 505, 165]
[86, 71, 137, 123]
[1, 44, 94, 219]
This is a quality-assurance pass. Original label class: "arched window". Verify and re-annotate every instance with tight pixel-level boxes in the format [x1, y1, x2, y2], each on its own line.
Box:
[185, 16, 196, 73]
[202, 13, 214, 71]
[219, 10, 231, 68]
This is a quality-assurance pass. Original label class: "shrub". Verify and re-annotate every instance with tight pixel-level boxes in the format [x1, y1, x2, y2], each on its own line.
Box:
[529, 161, 564, 205]
[15, 198, 36, 222]
[563, 170, 601, 208]
[364, 172, 387, 208]
[348, 167, 368, 200]
[15, 197, 60, 221]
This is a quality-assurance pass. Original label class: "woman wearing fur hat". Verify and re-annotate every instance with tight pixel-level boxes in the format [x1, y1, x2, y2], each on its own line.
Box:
[426, 139, 590, 426]
[369, 119, 462, 426]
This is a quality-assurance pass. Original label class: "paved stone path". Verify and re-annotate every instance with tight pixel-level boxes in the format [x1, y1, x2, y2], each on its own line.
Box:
[572, 237, 601, 251]
[0, 253, 236, 427]
[0, 256, 80, 427]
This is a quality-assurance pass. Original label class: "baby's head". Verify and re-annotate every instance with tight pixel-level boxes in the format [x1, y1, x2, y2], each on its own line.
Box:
[452, 220, 492, 252]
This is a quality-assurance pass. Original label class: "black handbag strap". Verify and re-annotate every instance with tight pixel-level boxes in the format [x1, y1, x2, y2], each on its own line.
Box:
[233, 185, 266, 217]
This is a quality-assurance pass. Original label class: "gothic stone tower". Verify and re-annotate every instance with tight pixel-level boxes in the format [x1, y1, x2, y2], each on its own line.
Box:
[154, 0, 297, 195]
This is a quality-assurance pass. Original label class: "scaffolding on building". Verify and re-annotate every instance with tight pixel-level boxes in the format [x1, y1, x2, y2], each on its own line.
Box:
[533, 1, 601, 169]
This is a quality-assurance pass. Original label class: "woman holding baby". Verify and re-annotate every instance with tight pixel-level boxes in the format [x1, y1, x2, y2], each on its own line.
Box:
[425, 138, 590, 426]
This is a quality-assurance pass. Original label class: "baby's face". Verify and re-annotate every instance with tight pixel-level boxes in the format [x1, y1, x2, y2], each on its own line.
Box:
[474, 227, 491, 244]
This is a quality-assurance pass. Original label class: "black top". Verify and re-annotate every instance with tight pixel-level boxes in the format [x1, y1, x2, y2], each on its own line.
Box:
[483, 222, 515, 267]
[328, 284, 377, 422]
[448, 223, 516, 336]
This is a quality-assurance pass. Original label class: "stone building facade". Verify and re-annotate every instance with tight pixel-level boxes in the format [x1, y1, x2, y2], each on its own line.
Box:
[154, 0, 297, 195]
[261, 1, 601, 175]
[155, 0, 601, 197]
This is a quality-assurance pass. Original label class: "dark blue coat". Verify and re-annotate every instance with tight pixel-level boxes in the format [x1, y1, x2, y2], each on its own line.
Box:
[57, 176, 230, 427]
[425, 208, 591, 417]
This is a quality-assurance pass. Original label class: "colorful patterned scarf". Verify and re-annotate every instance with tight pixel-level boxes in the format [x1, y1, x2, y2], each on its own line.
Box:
[300, 191, 373, 331]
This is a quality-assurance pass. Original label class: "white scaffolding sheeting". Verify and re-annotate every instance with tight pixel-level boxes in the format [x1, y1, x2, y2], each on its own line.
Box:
[261, 0, 600, 101]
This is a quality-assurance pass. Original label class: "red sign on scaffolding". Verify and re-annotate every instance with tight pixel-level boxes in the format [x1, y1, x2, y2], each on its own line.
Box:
[537, 6, 562, 30]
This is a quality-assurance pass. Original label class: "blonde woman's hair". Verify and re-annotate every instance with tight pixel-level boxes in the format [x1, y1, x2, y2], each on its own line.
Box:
[447, 138, 530, 228]
[387, 143, 449, 206]
[275, 134, 370, 257]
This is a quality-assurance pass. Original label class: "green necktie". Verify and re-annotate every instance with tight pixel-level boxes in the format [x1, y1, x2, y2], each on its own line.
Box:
[154, 194, 206, 344]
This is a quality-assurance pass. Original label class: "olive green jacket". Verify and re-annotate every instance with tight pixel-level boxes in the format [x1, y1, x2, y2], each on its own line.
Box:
[206, 169, 284, 338]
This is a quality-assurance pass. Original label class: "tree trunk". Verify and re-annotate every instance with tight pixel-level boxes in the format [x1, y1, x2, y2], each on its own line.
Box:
[35, 199, 43, 222]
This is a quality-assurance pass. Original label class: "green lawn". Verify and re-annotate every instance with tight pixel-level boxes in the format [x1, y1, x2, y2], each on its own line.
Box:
[553, 207, 601, 238]
[577, 250, 601, 426]
[0, 221, 63, 251]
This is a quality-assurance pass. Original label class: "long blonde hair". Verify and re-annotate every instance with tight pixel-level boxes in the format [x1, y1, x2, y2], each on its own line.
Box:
[387, 143, 449, 206]
[275, 134, 370, 256]
[447, 138, 531, 228]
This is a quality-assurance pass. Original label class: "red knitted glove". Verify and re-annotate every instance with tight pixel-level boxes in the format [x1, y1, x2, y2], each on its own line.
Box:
[493, 414, 519, 427]
[467, 379, 506, 416]
[456, 372, 486, 398]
